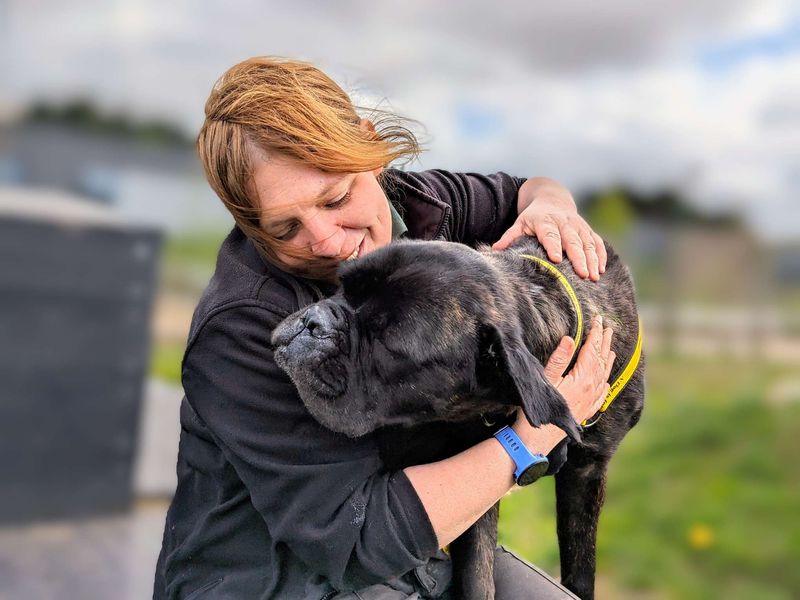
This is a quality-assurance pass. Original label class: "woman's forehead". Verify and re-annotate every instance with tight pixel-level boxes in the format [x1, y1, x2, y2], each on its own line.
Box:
[252, 156, 349, 217]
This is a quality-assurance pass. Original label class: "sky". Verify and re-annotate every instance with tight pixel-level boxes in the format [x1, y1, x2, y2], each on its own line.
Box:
[2, 0, 798, 241]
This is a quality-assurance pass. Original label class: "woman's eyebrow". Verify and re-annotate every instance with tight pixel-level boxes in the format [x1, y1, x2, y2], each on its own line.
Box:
[312, 178, 344, 201]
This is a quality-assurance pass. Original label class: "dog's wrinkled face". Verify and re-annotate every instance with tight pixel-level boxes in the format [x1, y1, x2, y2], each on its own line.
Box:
[272, 240, 579, 440]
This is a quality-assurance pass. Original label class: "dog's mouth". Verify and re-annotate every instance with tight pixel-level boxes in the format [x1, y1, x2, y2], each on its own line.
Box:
[274, 328, 348, 391]
[273, 304, 351, 365]
[272, 312, 362, 431]
[274, 338, 377, 437]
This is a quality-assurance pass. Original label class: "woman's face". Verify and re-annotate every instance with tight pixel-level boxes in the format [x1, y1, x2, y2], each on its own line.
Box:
[251, 154, 393, 269]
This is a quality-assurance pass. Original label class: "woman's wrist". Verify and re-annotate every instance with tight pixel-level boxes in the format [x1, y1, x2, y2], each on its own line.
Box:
[512, 421, 566, 456]
[517, 177, 577, 214]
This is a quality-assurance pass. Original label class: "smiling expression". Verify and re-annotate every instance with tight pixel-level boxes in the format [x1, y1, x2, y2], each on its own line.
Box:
[251, 154, 393, 269]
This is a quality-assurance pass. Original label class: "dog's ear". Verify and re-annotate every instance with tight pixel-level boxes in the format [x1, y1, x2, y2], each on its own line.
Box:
[477, 324, 581, 443]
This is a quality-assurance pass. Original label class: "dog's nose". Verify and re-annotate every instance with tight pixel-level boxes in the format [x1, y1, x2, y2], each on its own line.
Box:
[302, 304, 337, 338]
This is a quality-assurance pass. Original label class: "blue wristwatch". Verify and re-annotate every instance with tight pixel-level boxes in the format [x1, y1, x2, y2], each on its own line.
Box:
[494, 425, 549, 486]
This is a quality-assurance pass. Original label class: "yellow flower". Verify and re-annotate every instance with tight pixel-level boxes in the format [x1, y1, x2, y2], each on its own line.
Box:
[688, 523, 714, 550]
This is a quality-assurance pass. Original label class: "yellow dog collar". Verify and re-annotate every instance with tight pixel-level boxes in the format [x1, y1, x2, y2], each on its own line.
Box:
[519, 254, 643, 427]
[519, 254, 584, 353]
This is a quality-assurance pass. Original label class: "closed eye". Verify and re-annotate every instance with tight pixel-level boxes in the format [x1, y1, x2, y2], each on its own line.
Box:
[274, 222, 300, 241]
[324, 191, 351, 209]
[271, 191, 351, 241]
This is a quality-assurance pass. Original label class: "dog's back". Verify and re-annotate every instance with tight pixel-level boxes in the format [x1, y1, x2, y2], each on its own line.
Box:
[378, 237, 645, 600]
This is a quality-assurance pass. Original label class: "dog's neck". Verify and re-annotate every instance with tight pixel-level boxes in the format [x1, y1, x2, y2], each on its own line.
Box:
[482, 243, 581, 363]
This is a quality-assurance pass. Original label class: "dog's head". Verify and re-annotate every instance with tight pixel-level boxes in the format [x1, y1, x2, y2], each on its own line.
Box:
[272, 240, 579, 440]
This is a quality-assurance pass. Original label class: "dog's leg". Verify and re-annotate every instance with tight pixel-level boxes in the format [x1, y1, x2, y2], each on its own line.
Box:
[554, 450, 609, 600]
[449, 502, 499, 600]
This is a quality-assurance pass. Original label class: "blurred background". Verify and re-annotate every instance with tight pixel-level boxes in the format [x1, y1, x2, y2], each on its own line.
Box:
[1, 1, 798, 598]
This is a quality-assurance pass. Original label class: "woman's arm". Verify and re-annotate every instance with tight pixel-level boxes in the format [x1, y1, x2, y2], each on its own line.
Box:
[395, 170, 607, 281]
[404, 421, 565, 546]
[405, 318, 615, 546]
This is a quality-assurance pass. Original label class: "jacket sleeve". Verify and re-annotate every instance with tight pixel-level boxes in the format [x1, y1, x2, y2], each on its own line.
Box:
[408, 169, 526, 245]
[181, 302, 439, 591]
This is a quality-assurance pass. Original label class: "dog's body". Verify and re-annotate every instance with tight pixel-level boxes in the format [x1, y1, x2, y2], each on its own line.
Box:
[273, 237, 645, 600]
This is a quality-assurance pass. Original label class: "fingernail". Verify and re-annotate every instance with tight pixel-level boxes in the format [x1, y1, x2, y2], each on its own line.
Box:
[595, 315, 603, 326]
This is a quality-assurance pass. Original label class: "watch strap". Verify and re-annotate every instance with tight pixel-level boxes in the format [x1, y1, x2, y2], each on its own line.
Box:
[494, 425, 549, 485]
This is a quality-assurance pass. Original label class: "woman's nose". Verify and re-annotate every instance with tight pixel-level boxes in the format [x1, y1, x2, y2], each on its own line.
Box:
[305, 215, 344, 257]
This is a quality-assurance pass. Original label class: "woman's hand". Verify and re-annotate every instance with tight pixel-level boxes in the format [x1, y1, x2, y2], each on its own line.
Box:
[492, 177, 607, 282]
[544, 316, 615, 423]
[514, 316, 615, 436]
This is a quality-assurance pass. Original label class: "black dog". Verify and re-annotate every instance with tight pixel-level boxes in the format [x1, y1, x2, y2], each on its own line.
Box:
[272, 237, 645, 600]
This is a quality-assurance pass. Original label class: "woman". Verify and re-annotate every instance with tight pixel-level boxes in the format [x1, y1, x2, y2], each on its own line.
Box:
[153, 57, 614, 600]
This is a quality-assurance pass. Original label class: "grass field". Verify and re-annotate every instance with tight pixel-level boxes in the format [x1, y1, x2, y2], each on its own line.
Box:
[498, 355, 800, 600]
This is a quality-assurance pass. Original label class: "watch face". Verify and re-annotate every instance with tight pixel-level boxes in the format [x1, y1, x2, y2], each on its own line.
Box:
[517, 459, 549, 486]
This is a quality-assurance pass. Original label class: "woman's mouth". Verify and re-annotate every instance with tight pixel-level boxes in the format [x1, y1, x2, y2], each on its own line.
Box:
[347, 236, 366, 261]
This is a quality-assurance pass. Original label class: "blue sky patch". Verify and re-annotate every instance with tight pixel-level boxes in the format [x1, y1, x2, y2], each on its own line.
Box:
[697, 20, 800, 71]
[454, 102, 504, 139]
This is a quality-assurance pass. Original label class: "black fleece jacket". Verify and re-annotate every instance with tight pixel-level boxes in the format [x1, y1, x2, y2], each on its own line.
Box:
[153, 169, 526, 600]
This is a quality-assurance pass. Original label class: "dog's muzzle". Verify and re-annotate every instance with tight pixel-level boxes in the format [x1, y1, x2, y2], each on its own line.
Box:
[272, 301, 351, 371]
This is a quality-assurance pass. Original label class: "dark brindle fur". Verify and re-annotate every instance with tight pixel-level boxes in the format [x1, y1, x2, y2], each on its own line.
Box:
[272, 237, 645, 600]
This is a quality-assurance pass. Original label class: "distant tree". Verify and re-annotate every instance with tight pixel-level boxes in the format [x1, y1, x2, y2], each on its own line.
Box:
[584, 187, 635, 243]
[579, 185, 743, 230]
[23, 98, 192, 147]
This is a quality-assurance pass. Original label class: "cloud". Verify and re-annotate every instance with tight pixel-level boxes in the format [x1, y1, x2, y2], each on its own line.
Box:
[2, 0, 798, 240]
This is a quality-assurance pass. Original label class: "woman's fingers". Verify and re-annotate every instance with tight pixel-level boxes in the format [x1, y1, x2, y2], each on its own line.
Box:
[532, 215, 563, 262]
[552, 315, 616, 425]
[561, 224, 589, 278]
[578, 316, 613, 384]
[594, 349, 616, 400]
[604, 351, 617, 381]
[591, 329, 615, 407]
[543, 336, 576, 385]
[600, 323, 614, 365]
[593, 382, 611, 412]
[579, 226, 600, 281]
[593, 231, 608, 274]
[491, 221, 524, 251]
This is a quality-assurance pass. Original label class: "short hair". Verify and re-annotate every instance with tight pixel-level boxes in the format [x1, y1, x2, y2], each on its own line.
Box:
[197, 56, 420, 280]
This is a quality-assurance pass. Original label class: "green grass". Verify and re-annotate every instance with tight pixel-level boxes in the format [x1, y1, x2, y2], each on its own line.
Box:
[150, 341, 185, 384]
[151, 230, 229, 381]
[160, 230, 229, 295]
[163, 230, 228, 268]
[498, 355, 800, 599]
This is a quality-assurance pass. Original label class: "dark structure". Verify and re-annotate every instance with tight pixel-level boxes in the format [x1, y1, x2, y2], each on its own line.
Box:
[0, 187, 162, 523]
